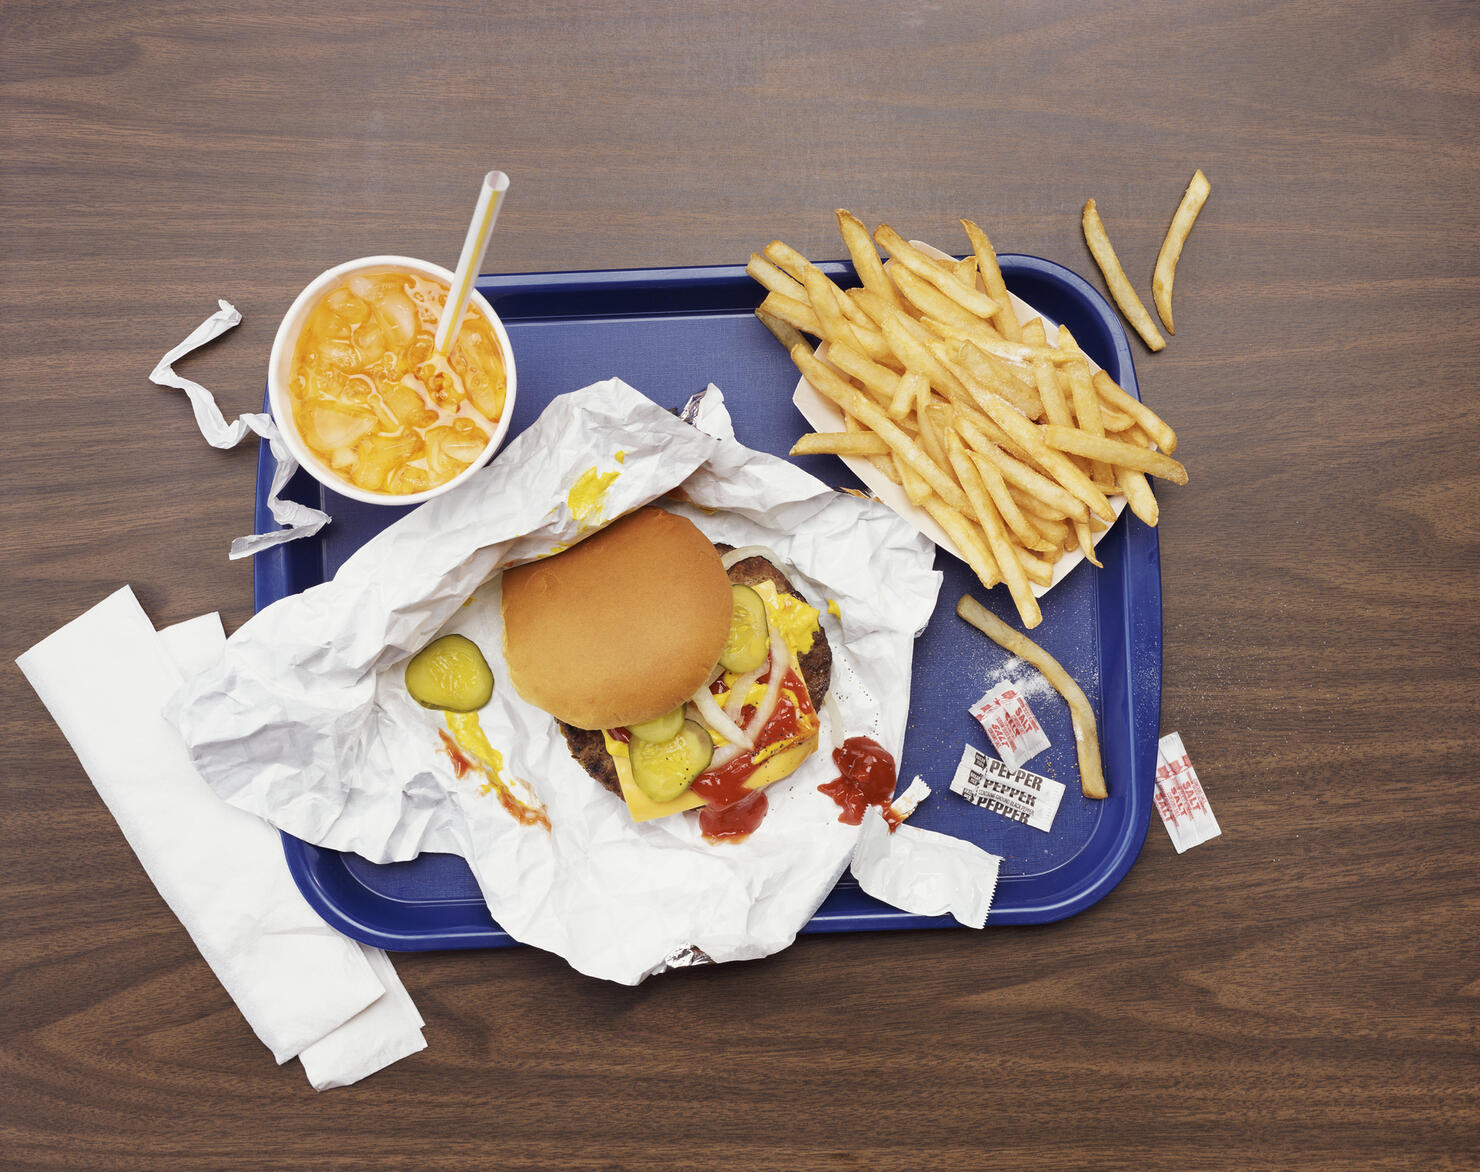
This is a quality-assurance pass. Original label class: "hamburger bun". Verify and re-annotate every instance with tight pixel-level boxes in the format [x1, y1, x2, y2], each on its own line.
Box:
[500, 507, 733, 730]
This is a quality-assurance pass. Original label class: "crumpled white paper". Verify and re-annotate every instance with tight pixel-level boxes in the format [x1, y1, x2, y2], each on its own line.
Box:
[167, 379, 995, 983]
[851, 807, 1000, 929]
[149, 300, 330, 558]
[16, 587, 425, 1088]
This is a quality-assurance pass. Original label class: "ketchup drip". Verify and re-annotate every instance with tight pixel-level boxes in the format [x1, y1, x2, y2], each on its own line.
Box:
[818, 736, 901, 830]
[699, 790, 768, 841]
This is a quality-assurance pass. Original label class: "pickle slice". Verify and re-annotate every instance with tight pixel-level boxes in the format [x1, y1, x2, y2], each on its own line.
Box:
[629, 719, 713, 802]
[627, 704, 686, 743]
[404, 634, 494, 712]
[719, 584, 769, 673]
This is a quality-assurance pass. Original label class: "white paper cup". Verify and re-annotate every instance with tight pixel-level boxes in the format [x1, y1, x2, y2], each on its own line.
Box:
[268, 255, 517, 506]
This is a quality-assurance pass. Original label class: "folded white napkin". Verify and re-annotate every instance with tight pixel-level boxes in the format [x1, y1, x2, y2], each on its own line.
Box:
[17, 587, 425, 1090]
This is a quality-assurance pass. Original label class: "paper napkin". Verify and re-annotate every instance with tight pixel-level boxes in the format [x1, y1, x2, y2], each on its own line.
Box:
[17, 587, 424, 1090]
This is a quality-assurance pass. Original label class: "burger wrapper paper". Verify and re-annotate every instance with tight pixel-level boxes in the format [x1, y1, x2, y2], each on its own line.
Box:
[167, 379, 997, 984]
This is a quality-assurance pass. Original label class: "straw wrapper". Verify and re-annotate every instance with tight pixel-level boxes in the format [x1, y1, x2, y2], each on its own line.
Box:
[149, 300, 330, 558]
[166, 380, 999, 983]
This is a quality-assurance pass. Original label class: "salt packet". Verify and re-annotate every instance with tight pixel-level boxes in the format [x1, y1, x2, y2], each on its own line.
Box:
[969, 679, 1051, 768]
[1153, 732, 1220, 852]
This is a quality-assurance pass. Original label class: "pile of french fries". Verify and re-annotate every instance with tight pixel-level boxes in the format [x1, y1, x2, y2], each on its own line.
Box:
[749, 210, 1187, 630]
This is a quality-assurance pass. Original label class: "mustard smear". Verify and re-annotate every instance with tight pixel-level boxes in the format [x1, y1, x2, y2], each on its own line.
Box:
[568, 464, 620, 530]
[827, 599, 842, 619]
[442, 711, 549, 830]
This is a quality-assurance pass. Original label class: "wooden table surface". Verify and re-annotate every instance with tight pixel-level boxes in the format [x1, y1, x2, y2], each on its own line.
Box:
[3, 2, 1477, 1168]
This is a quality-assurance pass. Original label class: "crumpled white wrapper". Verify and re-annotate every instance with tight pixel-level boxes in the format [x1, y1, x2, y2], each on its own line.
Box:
[167, 378, 996, 984]
[150, 300, 330, 558]
[851, 807, 1000, 929]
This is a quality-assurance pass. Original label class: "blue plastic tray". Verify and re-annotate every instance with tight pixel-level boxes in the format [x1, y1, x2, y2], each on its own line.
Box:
[256, 255, 1161, 950]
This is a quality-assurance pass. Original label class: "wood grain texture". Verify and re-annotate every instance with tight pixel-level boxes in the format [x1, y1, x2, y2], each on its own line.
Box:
[3, 1, 1477, 1168]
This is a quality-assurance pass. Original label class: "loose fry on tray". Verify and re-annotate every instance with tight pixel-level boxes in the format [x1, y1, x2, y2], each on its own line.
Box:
[790, 343, 970, 512]
[961, 218, 1022, 342]
[1082, 198, 1166, 352]
[1042, 425, 1189, 485]
[1152, 169, 1211, 334]
[956, 595, 1108, 799]
[790, 432, 891, 457]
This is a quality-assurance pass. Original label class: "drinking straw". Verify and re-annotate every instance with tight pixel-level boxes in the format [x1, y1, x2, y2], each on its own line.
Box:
[433, 171, 510, 356]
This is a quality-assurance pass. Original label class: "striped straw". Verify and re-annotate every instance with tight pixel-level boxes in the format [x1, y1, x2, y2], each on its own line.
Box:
[433, 170, 510, 356]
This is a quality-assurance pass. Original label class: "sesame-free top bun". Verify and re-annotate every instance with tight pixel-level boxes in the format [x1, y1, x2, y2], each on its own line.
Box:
[500, 507, 733, 731]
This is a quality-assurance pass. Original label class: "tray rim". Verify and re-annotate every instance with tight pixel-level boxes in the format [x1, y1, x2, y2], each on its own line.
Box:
[257, 253, 1161, 950]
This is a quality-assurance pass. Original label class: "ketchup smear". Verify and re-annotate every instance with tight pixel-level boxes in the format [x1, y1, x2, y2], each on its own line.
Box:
[818, 736, 902, 830]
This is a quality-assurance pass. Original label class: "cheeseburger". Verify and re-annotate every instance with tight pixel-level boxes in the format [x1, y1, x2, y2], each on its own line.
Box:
[501, 507, 832, 831]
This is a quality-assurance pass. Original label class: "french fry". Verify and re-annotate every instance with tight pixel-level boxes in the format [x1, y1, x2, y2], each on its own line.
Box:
[885, 260, 985, 330]
[1072, 515, 1103, 569]
[960, 421, 1088, 521]
[790, 343, 970, 513]
[1042, 425, 1189, 485]
[826, 340, 902, 407]
[956, 595, 1108, 799]
[1116, 466, 1159, 527]
[755, 307, 808, 355]
[1082, 198, 1167, 352]
[917, 402, 954, 472]
[1092, 370, 1177, 455]
[836, 209, 900, 309]
[948, 431, 1041, 627]
[953, 256, 979, 286]
[924, 498, 1001, 589]
[1057, 326, 1113, 485]
[1015, 545, 1056, 587]
[896, 452, 931, 505]
[936, 339, 1042, 419]
[875, 224, 1000, 319]
[762, 240, 810, 284]
[879, 316, 971, 403]
[747, 253, 806, 302]
[1152, 169, 1211, 334]
[967, 449, 1052, 553]
[803, 265, 862, 351]
[758, 290, 821, 337]
[953, 368, 1118, 522]
[790, 432, 890, 457]
[961, 218, 1022, 342]
[884, 369, 919, 420]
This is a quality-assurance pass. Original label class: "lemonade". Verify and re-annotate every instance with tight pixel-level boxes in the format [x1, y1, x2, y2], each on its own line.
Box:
[287, 269, 508, 495]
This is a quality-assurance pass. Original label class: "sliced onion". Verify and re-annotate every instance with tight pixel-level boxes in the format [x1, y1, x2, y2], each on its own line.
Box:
[719, 544, 784, 570]
[742, 621, 789, 741]
[691, 681, 753, 750]
[708, 742, 746, 771]
[722, 663, 765, 724]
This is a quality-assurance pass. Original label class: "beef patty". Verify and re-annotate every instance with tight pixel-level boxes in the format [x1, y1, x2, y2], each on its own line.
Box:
[556, 551, 833, 796]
